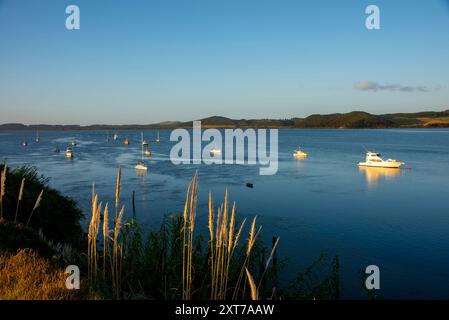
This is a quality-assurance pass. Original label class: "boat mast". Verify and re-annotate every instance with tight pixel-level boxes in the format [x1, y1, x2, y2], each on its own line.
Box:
[141, 132, 144, 162]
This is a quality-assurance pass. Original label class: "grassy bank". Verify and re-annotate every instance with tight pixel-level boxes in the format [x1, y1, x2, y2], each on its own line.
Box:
[0, 164, 339, 300]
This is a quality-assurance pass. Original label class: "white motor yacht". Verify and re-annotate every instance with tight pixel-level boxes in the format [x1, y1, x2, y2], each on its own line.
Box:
[358, 152, 404, 168]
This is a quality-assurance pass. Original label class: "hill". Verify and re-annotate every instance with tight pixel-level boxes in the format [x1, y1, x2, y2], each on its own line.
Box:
[1, 110, 449, 130]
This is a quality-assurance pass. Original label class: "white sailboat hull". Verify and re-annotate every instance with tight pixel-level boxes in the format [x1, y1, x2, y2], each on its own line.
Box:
[134, 164, 148, 171]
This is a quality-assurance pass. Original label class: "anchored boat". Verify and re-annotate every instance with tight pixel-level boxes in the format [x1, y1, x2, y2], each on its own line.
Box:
[135, 133, 148, 171]
[358, 152, 404, 169]
[293, 147, 308, 158]
[66, 147, 73, 159]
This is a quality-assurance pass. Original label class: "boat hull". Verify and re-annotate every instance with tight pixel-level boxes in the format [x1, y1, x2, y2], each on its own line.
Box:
[134, 164, 148, 171]
[358, 161, 404, 169]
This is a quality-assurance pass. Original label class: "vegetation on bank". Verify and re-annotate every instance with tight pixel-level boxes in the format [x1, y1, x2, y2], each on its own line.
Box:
[0, 164, 339, 300]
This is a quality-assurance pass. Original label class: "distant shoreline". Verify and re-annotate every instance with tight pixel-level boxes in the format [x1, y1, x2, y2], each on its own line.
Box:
[1, 110, 448, 130]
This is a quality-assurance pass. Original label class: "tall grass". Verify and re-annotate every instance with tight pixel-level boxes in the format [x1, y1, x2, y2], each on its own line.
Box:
[15, 178, 25, 222]
[0, 164, 7, 220]
[87, 167, 124, 299]
[26, 189, 43, 226]
[181, 172, 197, 300]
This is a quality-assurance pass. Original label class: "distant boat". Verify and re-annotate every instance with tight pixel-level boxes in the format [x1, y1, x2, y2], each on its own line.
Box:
[113, 133, 119, 141]
[358, 152, 404, 169]
[145, 149, 151, 156]
[66, 147, 73, 159]
[155, 131, 160, 142]
[22, 141, 28, 147]
[142, 132, 149, 146]
[135, 133, 148, 171]
[71, 140, 78, 147]
[293, 147, 308, 158]
[210, 147, 221, 157]
[54, 146, 60, 153]
[124, 138, 130, 145]
[35, 129, 40, 143]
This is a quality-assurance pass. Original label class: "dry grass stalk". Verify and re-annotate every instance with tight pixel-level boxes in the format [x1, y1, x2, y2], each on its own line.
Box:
[0, 164, 7, 219]
[102, 203, 109, 280]
[112, 205, 125, 299]
[182, 172, 198, 300]
[15, 178, 25, 222]
[245, 267, 258, 300]
[26, 189, 43, 226]
[232, 216, 261, 300]
[208, 189, 246, 300]
[115, 166, 122, 218]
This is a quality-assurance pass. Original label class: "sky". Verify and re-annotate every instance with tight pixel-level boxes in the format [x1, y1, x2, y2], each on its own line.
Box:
[0, 0, 448, 125]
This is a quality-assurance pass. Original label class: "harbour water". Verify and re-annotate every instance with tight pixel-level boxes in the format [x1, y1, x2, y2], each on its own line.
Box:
[1, 128, 449, 299]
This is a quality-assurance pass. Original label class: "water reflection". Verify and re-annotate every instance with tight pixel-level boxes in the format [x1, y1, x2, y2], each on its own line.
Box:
[359, 166, 402, 188]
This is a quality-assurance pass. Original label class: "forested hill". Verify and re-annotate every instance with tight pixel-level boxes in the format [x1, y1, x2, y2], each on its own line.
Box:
[1, 110, 449, 130]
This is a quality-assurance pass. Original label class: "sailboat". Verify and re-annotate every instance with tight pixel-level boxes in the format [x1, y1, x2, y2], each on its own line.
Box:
[124, 138, 130, 145]
[113, 133, 119, 141]
[135, 133, 148, 171]
[155, 131, 160, 142]
[35, 129, 40, 143]
[142, 132, 149, 146]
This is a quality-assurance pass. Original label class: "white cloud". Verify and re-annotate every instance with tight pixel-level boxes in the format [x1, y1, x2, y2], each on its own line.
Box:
[354, 81, 429, 92]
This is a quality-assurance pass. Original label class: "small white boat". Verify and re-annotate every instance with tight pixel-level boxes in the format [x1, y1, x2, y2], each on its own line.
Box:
[358, 152, 404, 168]
[145, 149, 151, 156]
[135, 133, 148, 171]
[210, 147, 221, 157]
[134, 161, 148, 171]
[293, 147, 308, 158]
[35, 129, 40, 143]
[66, 147, 73, 159]
[155, 131, 160, 142]
[113, 133, 119, 141]
[22, 141, 28, 147]
[71, 140, 78, 147]
[142, 132, 149, 146]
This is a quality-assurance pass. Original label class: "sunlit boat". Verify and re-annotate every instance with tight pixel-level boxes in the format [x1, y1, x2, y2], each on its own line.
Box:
[141, 132, 149, 146]
[145, 149, 151, 156]
[124, 138, 130, 145]
[293, 147, 308, 158]
[113, 133, 119, 141]
[35, 129, 40, 143]
[66, 147, 73, 159]
[135, 133, 148, 171]
[155, 131, 160, 142]
[210, 147, 221, 157]
[22, 141, 28, 147]
[358, 152, 404, 168]
[71, 140, 78, 147]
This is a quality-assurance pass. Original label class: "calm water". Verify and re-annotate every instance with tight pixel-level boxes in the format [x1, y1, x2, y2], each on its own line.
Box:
[1, 129, 449, 299]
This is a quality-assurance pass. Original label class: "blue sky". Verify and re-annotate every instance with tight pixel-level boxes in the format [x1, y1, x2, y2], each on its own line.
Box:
[1, 0, 448, 125]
